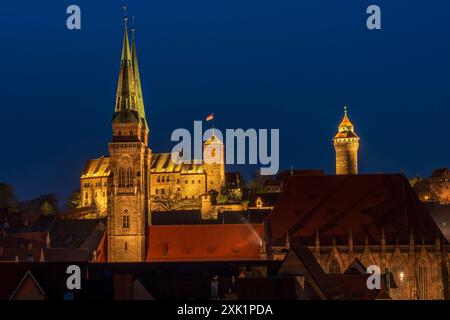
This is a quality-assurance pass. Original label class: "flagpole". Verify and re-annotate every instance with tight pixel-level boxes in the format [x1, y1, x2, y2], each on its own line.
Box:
[212, 113, 215, 136]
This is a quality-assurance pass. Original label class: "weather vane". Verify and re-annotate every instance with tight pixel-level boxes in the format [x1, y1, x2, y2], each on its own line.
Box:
[122, 5, 128, 21]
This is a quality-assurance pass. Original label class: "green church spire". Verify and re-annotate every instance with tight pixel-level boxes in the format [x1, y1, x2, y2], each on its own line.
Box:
[131, 16, 149, 131]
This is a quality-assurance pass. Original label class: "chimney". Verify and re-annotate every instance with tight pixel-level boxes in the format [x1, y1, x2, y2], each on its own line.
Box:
[46, 232, 51, 249]
[92, 249, 98, 262]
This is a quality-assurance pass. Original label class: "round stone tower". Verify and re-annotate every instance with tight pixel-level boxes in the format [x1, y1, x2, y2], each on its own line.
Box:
[333, 106, 360, 175]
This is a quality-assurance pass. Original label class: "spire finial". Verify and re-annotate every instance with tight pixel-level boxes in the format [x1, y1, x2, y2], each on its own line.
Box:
[344, 105, 348, 115]
[122, 5, 128, 23]
[131, 16, 135, 39]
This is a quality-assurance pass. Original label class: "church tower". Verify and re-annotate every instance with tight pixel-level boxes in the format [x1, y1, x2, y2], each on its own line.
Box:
[203, 134, 225, 192]
[107, 14, 151, 262]
[333, 106, 360, 175]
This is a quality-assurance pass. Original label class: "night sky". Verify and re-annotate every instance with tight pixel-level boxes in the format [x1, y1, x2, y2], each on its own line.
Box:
[0, 0, 449, 201]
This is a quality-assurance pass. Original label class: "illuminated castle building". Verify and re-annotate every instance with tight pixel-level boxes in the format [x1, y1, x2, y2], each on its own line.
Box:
[333, 107, 360, 175]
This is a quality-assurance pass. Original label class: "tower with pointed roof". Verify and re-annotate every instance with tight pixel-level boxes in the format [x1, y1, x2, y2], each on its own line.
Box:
[107, 12, 151, 262]
[333, 106, 360, 175]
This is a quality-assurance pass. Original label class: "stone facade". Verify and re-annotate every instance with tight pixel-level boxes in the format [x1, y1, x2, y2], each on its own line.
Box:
[313, 241, 448, 300]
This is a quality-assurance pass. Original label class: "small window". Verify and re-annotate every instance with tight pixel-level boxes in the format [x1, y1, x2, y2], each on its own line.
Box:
[185, 180, 188, 184]
[122, 210, 130, 228]
[125, 242, 128, 251]
[162, 177, 165, 183]
[161, 189, 165, 195]
[157, 176, 161, 183]
[198, 179, 201, 183]
[155, 189, 159, 195]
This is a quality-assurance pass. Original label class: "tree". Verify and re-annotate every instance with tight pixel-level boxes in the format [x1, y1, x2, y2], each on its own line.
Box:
[247, 171, 266, 192]
[153, 187, 182, 211]
[66, 190, 81, 210]
[21, 194, 60, 215]
[0, 183, 18, 212]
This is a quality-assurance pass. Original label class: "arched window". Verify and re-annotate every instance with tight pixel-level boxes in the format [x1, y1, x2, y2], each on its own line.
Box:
[329, 257, 341, 274]
[418, 260, 428, 300]
[126, 167, 133, 187]
[390, 259, 404, 299]
[157, 176, 161, 183]
[118, 168, 125, 187]
[122, 210, 130, 228]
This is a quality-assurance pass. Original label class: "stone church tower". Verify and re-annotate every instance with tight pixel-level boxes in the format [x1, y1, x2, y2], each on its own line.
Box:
[107, 16, 151, 262]
[333, 106, 360, 175]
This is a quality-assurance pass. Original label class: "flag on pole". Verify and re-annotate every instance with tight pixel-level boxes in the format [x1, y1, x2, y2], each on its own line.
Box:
[206, 113, 214, 121]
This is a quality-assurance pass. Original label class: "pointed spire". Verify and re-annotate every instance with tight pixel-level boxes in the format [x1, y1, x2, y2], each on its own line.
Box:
[130, 16, 149, 130]
[113, 7, 139, 122]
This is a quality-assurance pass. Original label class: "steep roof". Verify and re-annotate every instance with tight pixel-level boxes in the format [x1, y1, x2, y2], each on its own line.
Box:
[150, 153, 204, 174]
[146, 224, 265, 261]
[269, 174, 447, 245]
[81, 156, 111, 179]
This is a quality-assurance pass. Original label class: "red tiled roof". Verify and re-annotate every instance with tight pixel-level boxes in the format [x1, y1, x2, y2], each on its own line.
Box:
[269, 174, 446, 245]
[146, 224, 264, 262]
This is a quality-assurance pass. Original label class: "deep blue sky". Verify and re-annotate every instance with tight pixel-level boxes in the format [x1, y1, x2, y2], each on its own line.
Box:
[0, 1, 449, 201]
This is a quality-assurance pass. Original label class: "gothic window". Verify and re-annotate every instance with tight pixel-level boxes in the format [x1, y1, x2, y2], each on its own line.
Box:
[329, 257, 341, 274]
[390, 259, 404, 299]
[118, 168, 125, 187]
[162, 176, 165, 182]
[122, 210, 130, 228]
[418, 260, 428, 300]
[126, 167, 133, 187]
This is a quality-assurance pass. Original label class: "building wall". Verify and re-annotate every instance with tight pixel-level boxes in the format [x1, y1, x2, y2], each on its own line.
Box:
[430, 177, 450, 205]
[334, 139, 359, 175]
[80, 176, 111, 217]
[107, 139, 150, 262]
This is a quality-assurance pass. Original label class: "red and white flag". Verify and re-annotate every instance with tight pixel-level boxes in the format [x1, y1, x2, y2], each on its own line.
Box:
[206, 113, 214, 121]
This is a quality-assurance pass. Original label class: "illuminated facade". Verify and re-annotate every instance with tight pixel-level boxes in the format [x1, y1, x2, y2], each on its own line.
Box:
[333, 107, 360, 175]
[79, 17, 225, 261]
